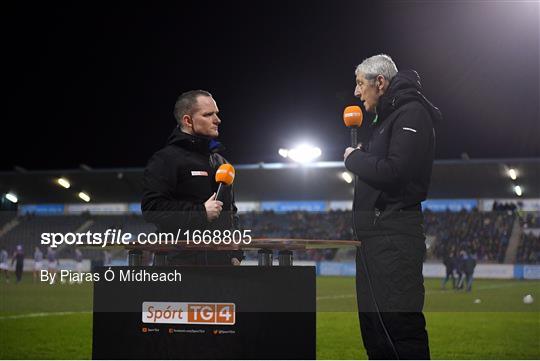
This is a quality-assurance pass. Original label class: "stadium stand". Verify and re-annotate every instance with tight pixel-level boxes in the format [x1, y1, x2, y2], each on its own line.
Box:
[0, 214, 87, 255]
[240, 210, 352, 240]
[521, 212, 540, 229]
[0, 211, 16, 228]
[516, 232, 540, 264]
[426, 209, 515, 263]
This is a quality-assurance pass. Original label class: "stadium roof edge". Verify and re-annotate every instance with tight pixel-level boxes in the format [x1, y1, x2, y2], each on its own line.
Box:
[0, 157, 538, 175]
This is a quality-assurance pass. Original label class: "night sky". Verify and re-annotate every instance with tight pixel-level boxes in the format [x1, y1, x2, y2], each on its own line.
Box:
[4, 1, 539, 171]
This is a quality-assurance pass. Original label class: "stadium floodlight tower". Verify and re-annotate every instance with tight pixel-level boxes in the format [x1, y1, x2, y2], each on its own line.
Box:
[1, 193, 18, 211]
[5, 193, 18, 203]
[508, 168, 518, 180]
[57, 177, 71, 189]
[278, 144, 322, 164]
[78, 191, 91, 202]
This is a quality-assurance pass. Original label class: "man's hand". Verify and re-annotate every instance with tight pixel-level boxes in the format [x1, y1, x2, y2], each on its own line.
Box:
[204, 193, 223, 222]
[344, 144, 362, 161]
[231, 257, 241, 266]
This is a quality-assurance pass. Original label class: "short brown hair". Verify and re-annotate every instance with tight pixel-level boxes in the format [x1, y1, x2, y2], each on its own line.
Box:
[173, 90, 212, 125]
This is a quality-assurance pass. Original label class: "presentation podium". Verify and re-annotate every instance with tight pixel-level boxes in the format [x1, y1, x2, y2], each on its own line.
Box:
[92, 239, 357, 359]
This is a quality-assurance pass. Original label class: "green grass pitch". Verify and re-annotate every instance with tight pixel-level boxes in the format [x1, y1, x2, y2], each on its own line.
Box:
[0, 273, 539, 359]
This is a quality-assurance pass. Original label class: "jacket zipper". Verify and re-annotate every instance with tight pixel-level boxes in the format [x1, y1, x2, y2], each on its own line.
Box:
[373, 209, 381, 226]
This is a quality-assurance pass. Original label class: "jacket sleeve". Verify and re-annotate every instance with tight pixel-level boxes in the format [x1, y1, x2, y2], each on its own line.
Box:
[230, 185, 240, 229]
[141, 152, 208, 230]
[345, 106, 432, 189]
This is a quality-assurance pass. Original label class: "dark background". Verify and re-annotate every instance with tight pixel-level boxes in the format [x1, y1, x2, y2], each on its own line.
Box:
[3, 1, 539, 170]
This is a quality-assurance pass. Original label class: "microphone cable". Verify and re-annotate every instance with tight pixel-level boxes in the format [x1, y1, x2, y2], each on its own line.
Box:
[352, 175, 400, 360]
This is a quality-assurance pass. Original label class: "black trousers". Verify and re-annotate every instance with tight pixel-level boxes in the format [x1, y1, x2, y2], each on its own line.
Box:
[15, 263, 23, 282]
[355, 233, 430, 359]
[442, 267, 456, 288]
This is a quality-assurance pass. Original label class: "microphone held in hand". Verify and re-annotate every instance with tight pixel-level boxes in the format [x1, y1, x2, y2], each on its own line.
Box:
[343, 105, 363, 147]
[215, 163, 235, 200]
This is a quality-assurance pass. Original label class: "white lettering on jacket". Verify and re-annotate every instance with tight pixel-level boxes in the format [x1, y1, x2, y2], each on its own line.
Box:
[402, 127, 417, 133]
[191, 171, 208, 176]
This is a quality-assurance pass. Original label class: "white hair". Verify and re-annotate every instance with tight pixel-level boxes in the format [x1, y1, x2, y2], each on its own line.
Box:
[355, 54, 398, 82]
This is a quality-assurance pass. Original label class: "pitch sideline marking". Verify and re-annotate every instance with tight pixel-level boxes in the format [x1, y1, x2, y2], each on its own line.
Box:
[316, 282, 525, 301]
[1, 283, 530, 318]
[0, 311, 91, 320]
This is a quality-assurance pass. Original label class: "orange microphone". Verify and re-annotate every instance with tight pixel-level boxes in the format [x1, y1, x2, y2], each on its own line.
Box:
[215, 163, 235, 200]
[343, 105, 363, 147]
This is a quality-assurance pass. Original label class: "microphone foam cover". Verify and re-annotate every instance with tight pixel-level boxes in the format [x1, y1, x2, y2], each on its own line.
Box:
[215, 163, 235, 185]
[343, 105, 363, 127]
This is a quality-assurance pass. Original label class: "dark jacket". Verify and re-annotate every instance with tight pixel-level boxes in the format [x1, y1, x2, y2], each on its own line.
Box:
[443, 254, 454, 271]
[141, 127, 242, 263]
[464, 256, 477, 275]
[345, 70, 442, 238]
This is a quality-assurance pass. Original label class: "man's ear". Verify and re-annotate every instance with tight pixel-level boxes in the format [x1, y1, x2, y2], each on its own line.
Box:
[376, 75, 390, 94]
[376, 75, 386, 91]
[182, 114, 192, 130]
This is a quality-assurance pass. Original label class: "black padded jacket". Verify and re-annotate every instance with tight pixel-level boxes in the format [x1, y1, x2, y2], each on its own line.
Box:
[141, 127, 243, 263]
[345, 70, 442, 238]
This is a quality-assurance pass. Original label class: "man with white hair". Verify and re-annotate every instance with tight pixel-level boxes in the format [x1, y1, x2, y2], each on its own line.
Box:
[344, 54, 441, 359]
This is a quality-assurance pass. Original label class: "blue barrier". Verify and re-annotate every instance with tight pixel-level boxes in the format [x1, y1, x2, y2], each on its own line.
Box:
[523, 265, 540, 280]
[421, 199, 478, 212]
[19, 204, 65, 215]
[260, 201, 327, 212]
[316, 261, 540, 279]
[514, 264, 524, 279]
